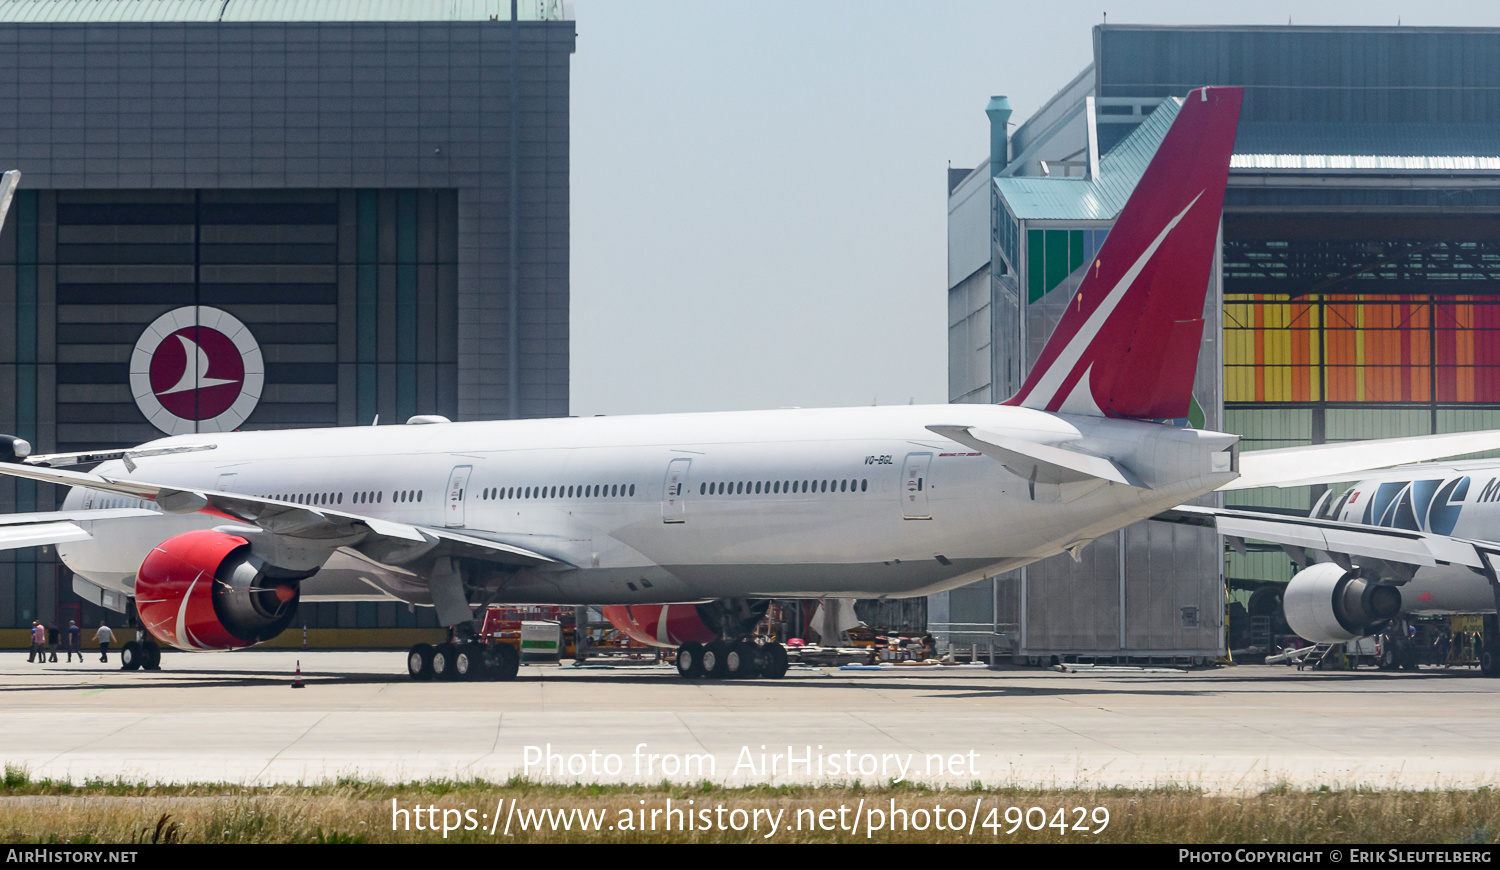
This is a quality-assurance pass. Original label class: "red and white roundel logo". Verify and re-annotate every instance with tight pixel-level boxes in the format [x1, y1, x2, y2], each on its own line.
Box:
[130, 307, 264, 435]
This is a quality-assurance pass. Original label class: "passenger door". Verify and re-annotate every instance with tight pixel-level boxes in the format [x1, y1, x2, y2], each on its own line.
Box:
[662, 458, 691, 523]
[445, 465, 473, 528]
[901, 453, 932, 519]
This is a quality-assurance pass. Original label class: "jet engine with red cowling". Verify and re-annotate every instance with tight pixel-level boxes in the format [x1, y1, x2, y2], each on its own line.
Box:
[601, 599, 769, 648]
[135, 529, 307, 650]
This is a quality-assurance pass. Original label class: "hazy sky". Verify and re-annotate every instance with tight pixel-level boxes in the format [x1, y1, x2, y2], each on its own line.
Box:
[568, 1, 1500, 418]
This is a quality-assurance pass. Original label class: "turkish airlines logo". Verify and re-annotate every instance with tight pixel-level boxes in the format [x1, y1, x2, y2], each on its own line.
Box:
[130, 307, 264, 435]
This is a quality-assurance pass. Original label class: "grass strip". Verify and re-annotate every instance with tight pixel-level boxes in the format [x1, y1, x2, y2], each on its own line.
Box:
[2, 768, 1497, 844]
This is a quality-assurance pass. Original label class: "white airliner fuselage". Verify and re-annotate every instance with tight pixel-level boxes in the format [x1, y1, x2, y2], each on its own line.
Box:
[58, 404, 1237, 607]
[1316, 471, 1500, 615]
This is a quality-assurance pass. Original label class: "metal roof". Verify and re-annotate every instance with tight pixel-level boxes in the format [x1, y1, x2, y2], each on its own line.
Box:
[1234, 122, 1500, 158]
[1232, 154, 1500, 172]
[0, 0, 570, 23]
[1230, 121, 1500, 172]
[0, 0, 221, 21]
[994, 97, 1182, 222]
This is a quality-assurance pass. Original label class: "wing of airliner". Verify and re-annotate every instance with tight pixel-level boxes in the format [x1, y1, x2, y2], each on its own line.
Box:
[1157, 504, 1495, 572]
[0, 507, 157, 550]
[0, 460, 567, 569]
[927, 425, 1500, 493]
[1228, 430, 1500, 490]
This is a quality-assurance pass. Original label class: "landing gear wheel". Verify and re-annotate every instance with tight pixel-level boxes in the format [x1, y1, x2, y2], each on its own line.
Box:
[454, 643, 485, 681]
[1379, 642, 1398, 670]
[676, 642, 705, 678]
[408, 643, 435, 681]
[487, 644, 520, 681]
[1481, 645, 1500, 678]
[432, 642, 459, 680]
[703, 641, 729, 679]
[141, 641, 161, 671]
[725, 640, 760, 678]
[763, 642, 789, 679]
[119, 640, 143, 671]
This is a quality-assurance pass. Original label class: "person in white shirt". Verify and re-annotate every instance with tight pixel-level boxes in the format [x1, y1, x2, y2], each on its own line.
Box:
[92, 622, 114, 663]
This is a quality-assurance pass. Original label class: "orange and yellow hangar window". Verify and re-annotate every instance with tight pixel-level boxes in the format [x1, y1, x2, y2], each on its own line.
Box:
[1225, 294, 1500, 403]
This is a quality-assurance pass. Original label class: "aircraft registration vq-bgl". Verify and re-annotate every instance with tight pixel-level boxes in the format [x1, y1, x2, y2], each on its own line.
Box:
[1, 87, 1497, 681]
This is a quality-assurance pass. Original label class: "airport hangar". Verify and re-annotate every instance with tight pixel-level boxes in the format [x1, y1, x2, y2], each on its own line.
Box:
[0, 0, 576, 645]
[940, 24, 1500, 664]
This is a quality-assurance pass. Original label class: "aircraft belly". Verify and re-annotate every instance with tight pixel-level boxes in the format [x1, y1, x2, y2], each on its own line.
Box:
[1400, 564, 1498, 615]
[298, 550, 416, 602]
[485, 558, 1011, 604]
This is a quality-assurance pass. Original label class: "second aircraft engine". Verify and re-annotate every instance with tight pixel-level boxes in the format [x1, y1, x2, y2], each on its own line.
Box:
[601, 599, 771, 648]
[1283, 561, 1403, 643]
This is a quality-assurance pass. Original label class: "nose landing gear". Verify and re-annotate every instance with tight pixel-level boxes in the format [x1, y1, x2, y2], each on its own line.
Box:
[119, 639, 162, 672]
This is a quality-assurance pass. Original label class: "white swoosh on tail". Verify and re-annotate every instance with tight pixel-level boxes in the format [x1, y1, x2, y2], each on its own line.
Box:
[1025, 192, 1203, 410]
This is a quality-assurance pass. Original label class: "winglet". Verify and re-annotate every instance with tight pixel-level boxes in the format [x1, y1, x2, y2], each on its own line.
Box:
[1004, 87, 1242, 420]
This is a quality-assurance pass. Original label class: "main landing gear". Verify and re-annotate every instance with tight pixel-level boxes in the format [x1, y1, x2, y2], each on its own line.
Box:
[119, 639, 161, 671]
[407, 641, 520, 682]
[674, 639, 789, 680]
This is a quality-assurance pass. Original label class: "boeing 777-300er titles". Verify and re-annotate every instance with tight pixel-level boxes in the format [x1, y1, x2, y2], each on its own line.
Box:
[1163, 457, 1500, 676]
[0, 87, 1498, 682]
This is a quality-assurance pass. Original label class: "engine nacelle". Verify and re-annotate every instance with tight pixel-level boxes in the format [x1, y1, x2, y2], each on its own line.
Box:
[1284, 562, 1403, 643]
[602, 599, 769, 648]
[0, 432, 30, 463]
[135, 529, 305, 651]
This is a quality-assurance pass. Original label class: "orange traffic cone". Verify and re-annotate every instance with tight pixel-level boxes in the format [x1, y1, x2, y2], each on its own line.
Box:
[291, 660, 305, 689]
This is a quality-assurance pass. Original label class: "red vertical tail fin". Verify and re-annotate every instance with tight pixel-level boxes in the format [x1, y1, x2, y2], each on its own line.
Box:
[1004, 86, 1243, 420]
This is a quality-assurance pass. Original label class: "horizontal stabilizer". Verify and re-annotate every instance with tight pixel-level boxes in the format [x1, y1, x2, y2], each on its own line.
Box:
[927, 425, 1145, 488]
[1228, 429, 1500, 490]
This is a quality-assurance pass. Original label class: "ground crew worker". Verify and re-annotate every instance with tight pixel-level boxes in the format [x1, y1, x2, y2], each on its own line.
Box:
[66, 620, 81, 662]
[28, 620, 44, 663]
[46, 622, 59, 662]
[93, 621, 114, 663]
